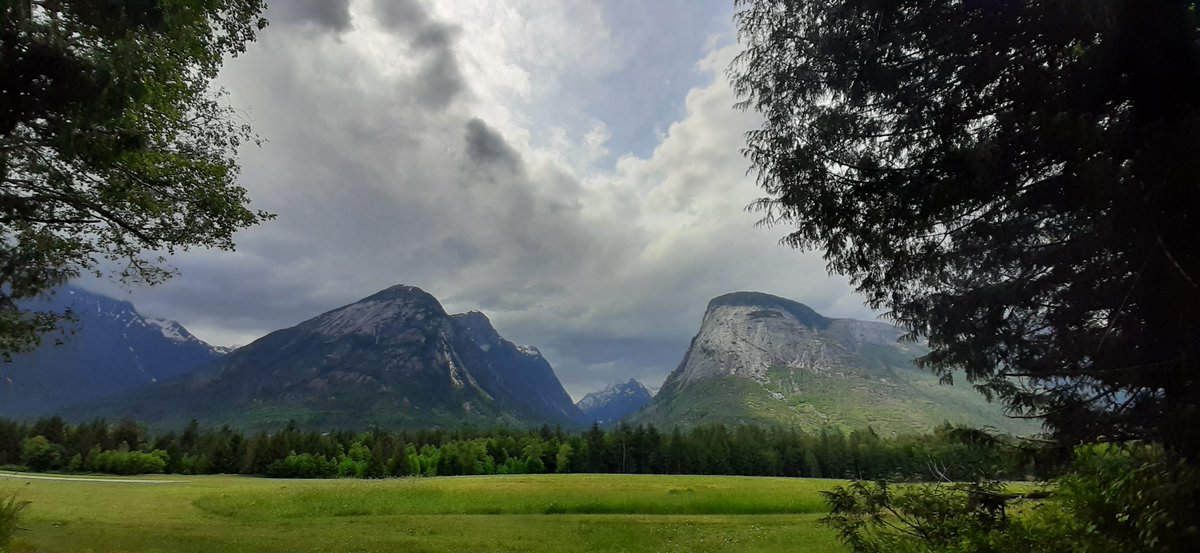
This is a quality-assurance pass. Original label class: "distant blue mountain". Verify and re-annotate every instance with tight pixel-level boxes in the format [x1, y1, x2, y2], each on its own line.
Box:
[576, 379, 654, 425]
[0, 285, 225, 419]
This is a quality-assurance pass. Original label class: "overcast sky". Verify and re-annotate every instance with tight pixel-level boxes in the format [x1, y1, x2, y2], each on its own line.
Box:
[82, 0, 876, 399]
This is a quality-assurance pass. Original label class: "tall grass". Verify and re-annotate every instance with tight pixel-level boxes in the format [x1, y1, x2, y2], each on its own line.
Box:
[0, 490, 30, 551]
[192, 475, 834, 519]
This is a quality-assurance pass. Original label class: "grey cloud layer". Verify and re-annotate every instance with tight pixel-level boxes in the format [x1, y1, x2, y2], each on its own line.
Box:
[371, 0, 466, 109]
[90, 0, 871, 398]
[268, 0, 353, 32]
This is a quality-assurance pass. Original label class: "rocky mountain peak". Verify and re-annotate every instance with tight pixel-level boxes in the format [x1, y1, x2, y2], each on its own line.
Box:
[73, 284, 584, 430]
[634, 291, 1032, 434]
[673, 291, 849, 387]
[452, 310, 503, 350]
[308, 284, 449, 338]
[452, 311, 543, 359]
[576, 378, 654, 425]
[363, 284, 441, 304]
[706, 291, 831, 330]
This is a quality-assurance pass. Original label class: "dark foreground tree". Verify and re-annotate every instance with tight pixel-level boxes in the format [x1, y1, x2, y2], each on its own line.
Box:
[0, 0, 270, 357]
[731, 0, 1200, 460]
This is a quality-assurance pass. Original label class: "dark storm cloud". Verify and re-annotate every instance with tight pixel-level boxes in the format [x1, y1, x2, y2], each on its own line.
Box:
[267, 0, 352, 32]
[412, 24, 456, 51]
[371, 0, 466, 110]
[415, 47, 466, 111]
[464, 119, 523, 172]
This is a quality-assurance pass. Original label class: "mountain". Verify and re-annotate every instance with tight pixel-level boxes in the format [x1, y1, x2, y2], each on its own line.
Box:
[72, 285, 584, 430]
[0, 285, 225, 419]
[576, 379, 654, 425]
[452, 311, 584, 425]
[634, 292, 1036, 435]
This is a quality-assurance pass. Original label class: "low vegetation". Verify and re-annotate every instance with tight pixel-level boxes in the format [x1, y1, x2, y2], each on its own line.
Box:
[823, 444, 1200, 553]
[1, 473, 845, 553]
[0, 490, 30, 552]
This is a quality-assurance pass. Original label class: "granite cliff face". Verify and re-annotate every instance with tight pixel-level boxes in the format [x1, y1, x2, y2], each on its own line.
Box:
[74, 285, 582, 430]
[0, 285, 224, 419]
[671, 292, 920, 387]
[576, 379, 654, 425]
[638, 292, 1032, 435]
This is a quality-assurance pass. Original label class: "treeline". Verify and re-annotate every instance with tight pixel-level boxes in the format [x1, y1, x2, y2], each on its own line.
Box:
[0, 417, 1047, 480]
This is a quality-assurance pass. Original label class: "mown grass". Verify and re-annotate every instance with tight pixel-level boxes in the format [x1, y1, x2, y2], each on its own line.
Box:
[2, 473, 846, 553]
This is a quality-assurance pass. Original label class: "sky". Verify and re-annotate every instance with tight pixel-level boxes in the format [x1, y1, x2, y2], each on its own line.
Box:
[82, 0, 875, 399]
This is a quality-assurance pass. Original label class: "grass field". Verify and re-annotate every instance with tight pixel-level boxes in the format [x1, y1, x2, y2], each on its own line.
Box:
[1, 473, 846, 552]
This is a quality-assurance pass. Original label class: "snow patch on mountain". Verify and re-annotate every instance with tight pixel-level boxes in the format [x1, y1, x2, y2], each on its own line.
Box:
[144, 318, 190, 343]
[576, 379, 654, 425]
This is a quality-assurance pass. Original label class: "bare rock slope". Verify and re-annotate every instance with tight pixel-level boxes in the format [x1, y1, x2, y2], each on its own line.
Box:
[637, 292, 1033, 435]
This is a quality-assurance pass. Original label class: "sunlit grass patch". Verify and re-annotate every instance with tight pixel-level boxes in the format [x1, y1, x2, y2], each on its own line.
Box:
[8, 473, 846, 553]
[193, 475, 834, 518]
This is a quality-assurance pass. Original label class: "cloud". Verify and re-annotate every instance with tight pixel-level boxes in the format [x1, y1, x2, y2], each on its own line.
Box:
[464, 119, 523, 171]
[83, 0, 872, 400]
[370, 0, 466, 110]
[267, 0, 353, 33]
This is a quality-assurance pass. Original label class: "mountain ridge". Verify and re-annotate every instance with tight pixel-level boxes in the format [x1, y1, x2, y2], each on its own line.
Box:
[635, 291, 1034, 435]
[65, 284, 583, 431]
[0, 285, 225, 418]
[576, 379, 654, 426]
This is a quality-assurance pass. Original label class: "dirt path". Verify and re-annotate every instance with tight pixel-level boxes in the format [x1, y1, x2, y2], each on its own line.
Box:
[0, 471, 185, 484]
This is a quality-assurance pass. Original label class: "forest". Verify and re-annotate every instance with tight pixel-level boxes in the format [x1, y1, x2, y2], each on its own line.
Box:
[0, 417, 1045, 482]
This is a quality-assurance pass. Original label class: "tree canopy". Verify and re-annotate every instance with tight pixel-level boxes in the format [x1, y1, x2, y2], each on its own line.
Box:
[0, 0, 270, 357]
[731, 0, 1200, 460]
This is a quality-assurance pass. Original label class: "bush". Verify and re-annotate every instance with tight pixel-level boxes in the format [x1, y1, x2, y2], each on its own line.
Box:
[822, 444, 1200, 553]
[0, 490, 30, 551]
[86, 446, 169, 475]
[175, 453, 211, 475]
[19, 436, 65, 472]
[1047, 444, 1200, 553]
[822, 479, 1030, 553]
[266, 453, 337, 479]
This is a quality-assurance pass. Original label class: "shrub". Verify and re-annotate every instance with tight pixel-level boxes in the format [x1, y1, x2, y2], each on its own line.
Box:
[822, 444, 1200, 553]
[0, 490, 30, 551]
[86, 447, 169, 475]
[1047, 444, 1200, 553]
[822, 479, 1029, 553]
[266, 453, 337, 479]
[175, 453, 211, 475]
[19, 436, 65, 472]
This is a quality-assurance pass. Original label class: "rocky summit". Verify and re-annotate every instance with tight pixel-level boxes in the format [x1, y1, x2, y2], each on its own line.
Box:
[70, 285, 582, 430]
[635, 292, 1035, 435]
[576, 379, 654, 426]
[0, 285, 225, 418]
[451, 310, 584, 425]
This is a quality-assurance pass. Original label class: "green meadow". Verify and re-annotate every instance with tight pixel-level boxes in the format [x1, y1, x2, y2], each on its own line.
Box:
[1, 473, 845, 552]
